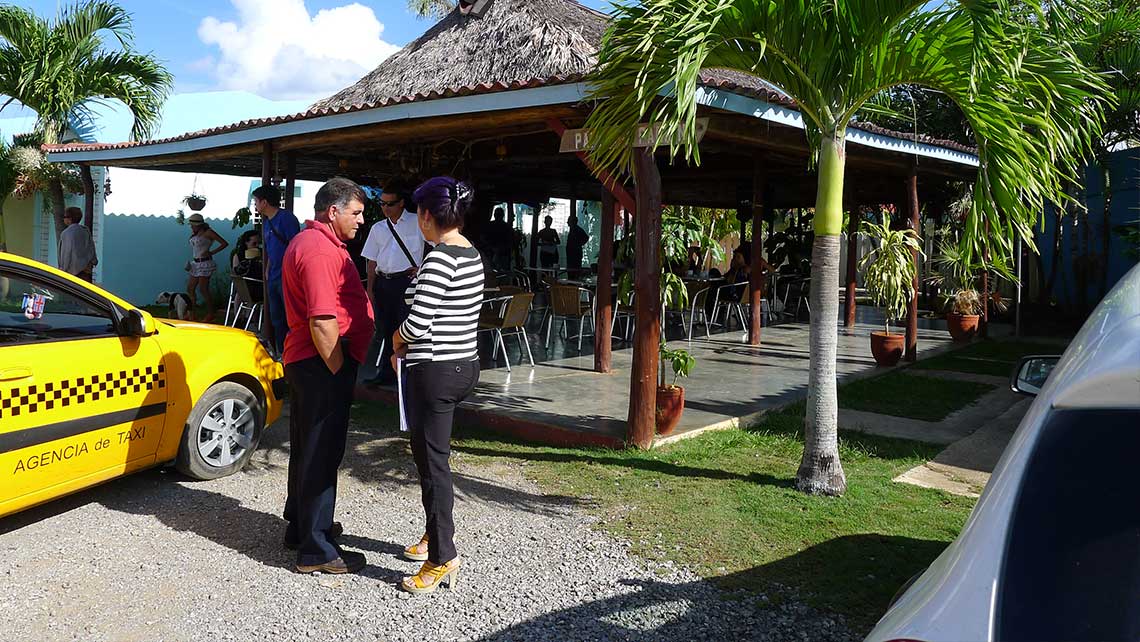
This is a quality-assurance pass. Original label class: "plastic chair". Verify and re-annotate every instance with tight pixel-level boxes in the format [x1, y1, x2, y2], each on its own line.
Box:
[478, 292, 535, 371]
[545, 284, 593, 350]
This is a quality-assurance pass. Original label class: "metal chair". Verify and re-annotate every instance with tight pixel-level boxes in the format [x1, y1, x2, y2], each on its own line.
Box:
[227, 275, 263, 331]
[780, 277, 811, 321]
[687, 287, 715, 340]
[711, 282, 749, 331]
[611, 290, 635, 341]
[545, 284, 594, 350]
[478, 292, 535, 371]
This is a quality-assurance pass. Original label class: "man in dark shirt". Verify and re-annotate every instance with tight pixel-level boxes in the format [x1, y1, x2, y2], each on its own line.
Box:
[254, 185, 301, 356]
[565, 214, 590, 278]
[280, 177, 373, 575]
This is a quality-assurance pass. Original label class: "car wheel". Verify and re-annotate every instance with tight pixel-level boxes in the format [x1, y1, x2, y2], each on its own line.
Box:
[176, 381, 264, 480]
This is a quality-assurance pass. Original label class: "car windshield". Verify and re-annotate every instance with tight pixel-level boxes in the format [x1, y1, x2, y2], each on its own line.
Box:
[997, 408, 1139, 642]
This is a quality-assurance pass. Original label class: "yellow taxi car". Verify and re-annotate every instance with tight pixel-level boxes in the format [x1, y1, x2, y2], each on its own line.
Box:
[0, 252, 285, 518]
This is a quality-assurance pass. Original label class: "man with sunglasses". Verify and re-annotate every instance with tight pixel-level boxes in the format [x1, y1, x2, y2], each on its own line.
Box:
[361, 180, 425, 386]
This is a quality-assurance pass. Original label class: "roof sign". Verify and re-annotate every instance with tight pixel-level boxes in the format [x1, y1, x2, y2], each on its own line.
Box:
[559, 118, 709, 153]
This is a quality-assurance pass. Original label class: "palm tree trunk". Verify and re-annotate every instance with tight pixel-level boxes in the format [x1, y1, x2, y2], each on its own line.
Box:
[1099, 164, 1111, 300]
[81, 165, 95, 228]
[796, 134, 848, 496]
[48, 178, 66, 237]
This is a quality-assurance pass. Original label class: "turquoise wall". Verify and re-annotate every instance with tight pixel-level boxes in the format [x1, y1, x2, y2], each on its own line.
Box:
[102, 214, 253, 306]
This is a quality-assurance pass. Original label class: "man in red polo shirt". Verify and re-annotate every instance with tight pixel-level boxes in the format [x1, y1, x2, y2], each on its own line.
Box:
[280, 177, 373, 574]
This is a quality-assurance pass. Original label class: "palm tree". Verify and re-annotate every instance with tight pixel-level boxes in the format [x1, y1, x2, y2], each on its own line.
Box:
[585, 0, 1108, 495]
[407, 0, 456, 20]
[1070, 0, 1139, 300]
[0, 1, 173, 235]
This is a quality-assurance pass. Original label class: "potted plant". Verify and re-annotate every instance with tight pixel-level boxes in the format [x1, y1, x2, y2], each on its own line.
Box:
[859, 215, 922, 366]
[927, 241, 1007, 341]
[656, 345, 694, 435]
[183, 192, 207, 211]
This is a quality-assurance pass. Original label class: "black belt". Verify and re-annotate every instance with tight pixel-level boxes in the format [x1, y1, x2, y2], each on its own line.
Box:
[377, 268, 414, 279]
[193, 257, 213, 263]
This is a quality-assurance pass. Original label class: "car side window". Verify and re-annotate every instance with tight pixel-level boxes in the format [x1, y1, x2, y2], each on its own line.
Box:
[0, 269, 116, 345]
[997, 408, 1139, 642]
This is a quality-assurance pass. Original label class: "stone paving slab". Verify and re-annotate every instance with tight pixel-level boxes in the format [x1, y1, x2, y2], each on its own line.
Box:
[459, 322, 954, 447]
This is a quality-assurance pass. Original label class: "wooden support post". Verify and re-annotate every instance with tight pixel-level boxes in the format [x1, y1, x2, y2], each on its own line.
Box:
[260, 142, 273, 338]
[905, 168, 920, 362]
[749, 159, 766, 345]
[529, 203, 540, 268]
[594, 191, 617, 373]
[844, 207, 859, 327]
[628, 149, 661, 449]
[284, 153, 296, 212]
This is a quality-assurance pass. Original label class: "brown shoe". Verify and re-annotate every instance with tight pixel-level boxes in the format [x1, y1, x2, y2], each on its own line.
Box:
[296, 550, 366, 574]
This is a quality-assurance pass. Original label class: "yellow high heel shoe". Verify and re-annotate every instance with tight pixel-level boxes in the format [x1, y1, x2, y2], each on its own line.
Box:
[403, 534, 429, 561]
[401, 558, 460, 595]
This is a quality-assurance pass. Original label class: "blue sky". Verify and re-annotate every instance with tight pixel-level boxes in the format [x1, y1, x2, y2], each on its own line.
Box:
[19, 1, 612, 97]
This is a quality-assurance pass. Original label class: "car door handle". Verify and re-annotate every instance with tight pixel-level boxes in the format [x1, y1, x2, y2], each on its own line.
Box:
[0, 366, 33, 381]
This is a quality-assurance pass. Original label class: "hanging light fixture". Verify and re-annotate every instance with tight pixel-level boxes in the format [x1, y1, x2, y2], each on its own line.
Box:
[102, 169, 112, 198]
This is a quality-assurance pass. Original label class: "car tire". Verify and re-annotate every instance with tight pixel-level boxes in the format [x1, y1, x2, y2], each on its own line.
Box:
[176, 381, 264, 480]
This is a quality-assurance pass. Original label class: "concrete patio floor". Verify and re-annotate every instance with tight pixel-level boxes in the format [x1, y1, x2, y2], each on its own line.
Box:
[359, 311, 960, 448]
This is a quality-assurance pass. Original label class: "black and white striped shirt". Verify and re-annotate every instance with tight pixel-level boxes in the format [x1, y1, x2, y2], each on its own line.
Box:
[398, 244, 484, 364]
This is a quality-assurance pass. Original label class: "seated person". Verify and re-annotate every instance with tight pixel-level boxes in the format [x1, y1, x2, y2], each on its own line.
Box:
[231, 230, 264, 301]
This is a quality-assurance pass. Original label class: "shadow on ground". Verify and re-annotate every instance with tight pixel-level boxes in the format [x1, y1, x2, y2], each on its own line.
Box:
[471, 533, 948, 640]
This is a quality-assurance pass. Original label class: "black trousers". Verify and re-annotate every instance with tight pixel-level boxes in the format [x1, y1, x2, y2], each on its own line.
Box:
[406, 360, 480, 564]
[283, 353, 359, 566]
[372, 274, 413, 381]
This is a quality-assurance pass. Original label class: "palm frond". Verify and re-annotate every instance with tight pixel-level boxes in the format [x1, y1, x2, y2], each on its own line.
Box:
[54, 0, 132, 49]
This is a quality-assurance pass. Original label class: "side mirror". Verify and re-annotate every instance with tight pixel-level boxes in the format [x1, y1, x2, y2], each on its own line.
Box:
[123, 308, 156, 337]
[1011, 355, 1060, 396]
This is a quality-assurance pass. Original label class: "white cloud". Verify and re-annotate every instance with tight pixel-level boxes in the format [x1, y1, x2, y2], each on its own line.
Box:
[197, 0, 401, 100]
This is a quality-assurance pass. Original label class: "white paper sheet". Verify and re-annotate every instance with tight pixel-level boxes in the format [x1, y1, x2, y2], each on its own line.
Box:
[396, 357, 409, 432]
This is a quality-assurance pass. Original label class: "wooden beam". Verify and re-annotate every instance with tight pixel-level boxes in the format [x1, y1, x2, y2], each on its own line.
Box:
[628, 149, 661, 449]
[546, 118, 636, 213]
[594, 191, 616, 373]
[905, 167, 920, 362]
[284, 152, 297, 212]
[749, 158, 766, 345]
[844, 206, 859, 327]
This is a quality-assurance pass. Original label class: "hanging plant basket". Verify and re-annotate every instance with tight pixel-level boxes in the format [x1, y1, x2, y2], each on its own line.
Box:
[185, 196, 207, 211]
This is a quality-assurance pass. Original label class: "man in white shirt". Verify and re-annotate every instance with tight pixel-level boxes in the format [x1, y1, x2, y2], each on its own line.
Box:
[58, 207, 98, 281]
[361, 181, 426, 386]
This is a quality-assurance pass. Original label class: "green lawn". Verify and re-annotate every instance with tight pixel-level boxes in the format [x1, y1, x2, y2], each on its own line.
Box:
[838, 371, 996, 421]
[913, 339, 1064, 377]
[450, 406, 976, 634]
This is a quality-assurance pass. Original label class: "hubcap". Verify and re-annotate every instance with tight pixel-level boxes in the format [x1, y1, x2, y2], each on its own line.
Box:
[196, 398, 256, 467]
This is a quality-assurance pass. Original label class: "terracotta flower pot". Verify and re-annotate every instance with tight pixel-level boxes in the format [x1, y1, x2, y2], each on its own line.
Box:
[946, 313, 980, 342]
[655, 385, 685, 436]
[870, 331, 905, 367]
[186, 197, 207, 212]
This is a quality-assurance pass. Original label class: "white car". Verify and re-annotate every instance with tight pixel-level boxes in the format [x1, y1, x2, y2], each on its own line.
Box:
[866, 263, 1140, 642]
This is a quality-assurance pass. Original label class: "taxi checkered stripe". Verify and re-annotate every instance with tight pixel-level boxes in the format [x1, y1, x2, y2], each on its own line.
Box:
[0, 364, 166, 420]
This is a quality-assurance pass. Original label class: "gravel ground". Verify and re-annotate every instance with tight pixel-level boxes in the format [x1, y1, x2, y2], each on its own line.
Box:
[0, 415, 855, 642]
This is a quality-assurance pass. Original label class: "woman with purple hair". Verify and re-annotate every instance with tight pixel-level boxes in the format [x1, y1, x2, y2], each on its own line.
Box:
[391, 176, 484, 594]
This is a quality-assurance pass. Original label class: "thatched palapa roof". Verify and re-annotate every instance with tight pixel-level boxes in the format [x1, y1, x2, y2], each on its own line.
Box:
[311, 0, 607, 110]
